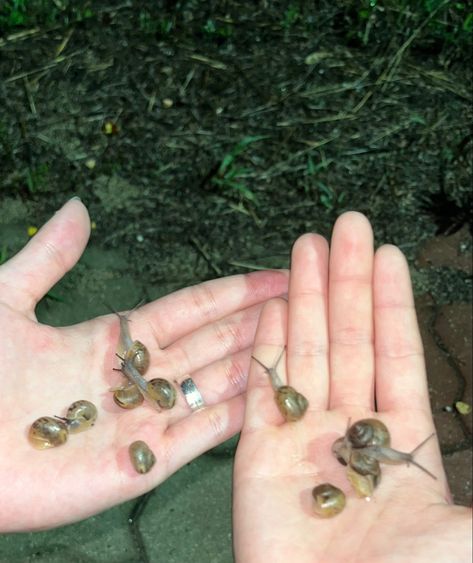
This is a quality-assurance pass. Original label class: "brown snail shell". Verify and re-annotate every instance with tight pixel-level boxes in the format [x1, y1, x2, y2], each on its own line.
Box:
[125, 340, 150, 375]
[347, 418, 390, 449]
[275, 385, 309, 422]
[349, 449, 381, 477]
[28, 416, 68, 449]
[346, 463, 381, 498]
[129, 440, 156, 474]
[147, 378, 177, 410]
[312, 483, 346, 518]
[63, 400, 97, 433]
[113, 384, 144, 409]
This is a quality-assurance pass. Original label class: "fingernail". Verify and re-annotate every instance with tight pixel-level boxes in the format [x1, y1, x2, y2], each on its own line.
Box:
[69, 195, 82, 201]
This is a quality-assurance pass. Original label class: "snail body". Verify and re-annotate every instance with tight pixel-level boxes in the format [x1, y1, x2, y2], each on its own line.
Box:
[312, 483, 346, 518]
[62, 400, 97, 433]
[129, 440, 156, 474]
[251, 349, 309, 422]
[28, 416, 68, 449]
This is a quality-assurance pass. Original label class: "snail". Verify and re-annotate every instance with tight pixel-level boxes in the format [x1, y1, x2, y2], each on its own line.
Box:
[332, 418, 436, 498]
[147, 378, 177, 410]
[312, 483, 346, 518]
[332, 418, 390, 466]
[118, 355, 176, 411]
[56, 400, 98, 433]
[251, 348, 309, 422]
[28, 416, 68, 449]
[113, 383, 144, 409]
[108, 304, 150, 374]
[129, 440, 156, 474]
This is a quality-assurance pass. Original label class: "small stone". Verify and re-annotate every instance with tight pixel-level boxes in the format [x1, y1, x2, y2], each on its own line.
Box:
[162, 98, 173, 108]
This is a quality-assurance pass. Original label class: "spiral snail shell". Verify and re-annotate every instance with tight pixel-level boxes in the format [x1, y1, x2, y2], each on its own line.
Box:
[129, 440, 156, 474]
[347, 418, 390, 449]
[63, 400, 98, 433]
[147, 378, 177, 410]
[275, 385, 309, 422]
[28, 416, 68, 449]
[124, 340, 150, 375]
[113, 384, 144, 409]
[312, 483, 346, 518]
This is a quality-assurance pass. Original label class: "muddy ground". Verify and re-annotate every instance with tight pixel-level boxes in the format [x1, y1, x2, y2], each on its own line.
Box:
[0, 1, 471, 561]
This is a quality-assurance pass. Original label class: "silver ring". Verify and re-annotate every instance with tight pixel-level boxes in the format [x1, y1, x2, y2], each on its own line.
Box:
[179, 377, 205, 411]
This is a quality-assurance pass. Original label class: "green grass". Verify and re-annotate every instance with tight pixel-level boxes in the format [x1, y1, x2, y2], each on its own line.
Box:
[211, 136, 269, 205]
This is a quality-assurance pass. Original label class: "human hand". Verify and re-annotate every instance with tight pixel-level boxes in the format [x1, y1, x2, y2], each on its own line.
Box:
[233, 212, 472, 563]
[0, 198, 288, 532]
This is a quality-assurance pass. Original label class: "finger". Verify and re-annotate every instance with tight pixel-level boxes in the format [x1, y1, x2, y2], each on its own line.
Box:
[137, 269, 288, 348]
[287, 233, 329, 410]
[0, 198, 90, 313]
[242, 297, 288, 431]
[163, 394, 245, 474]
[328, 212, 375, 410]
[373, 244, 431, 413]
[147, 302, 268, 381]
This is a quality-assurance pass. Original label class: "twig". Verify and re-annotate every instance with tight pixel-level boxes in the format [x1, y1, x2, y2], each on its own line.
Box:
[189, 236, 223, 276]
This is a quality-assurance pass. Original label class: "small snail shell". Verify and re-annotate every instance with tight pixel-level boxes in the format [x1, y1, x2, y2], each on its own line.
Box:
[275, 385, 309, 422]
[125, 340, 150, 375]
[347, 418, 390, 449]
[312, 483, 346, 518]
[147, 378, 177, 410]
[113, 384, 144, 409]
[64, 400, 97, 433]
[28, 416, 68, 449]
[346, 463, 381, 498]
[129, 440, 156, 474]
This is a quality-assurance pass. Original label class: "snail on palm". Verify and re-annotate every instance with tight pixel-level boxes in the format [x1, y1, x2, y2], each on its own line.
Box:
[332, 418, 436, 498]
[312, 483, 346, 518]
[251, 348, 309, 422]
[57, 400, 98, 433]
[129, 440, 156, 474]
[28, 416, 69, 450]
[28, 400, 98, 449]
[110, 306, 150, 375]
[113, 383, 144, 409]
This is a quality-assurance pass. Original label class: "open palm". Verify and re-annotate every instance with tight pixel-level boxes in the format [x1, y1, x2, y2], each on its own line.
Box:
[234, 213, 472, 563]
[0, 199, 288, 532]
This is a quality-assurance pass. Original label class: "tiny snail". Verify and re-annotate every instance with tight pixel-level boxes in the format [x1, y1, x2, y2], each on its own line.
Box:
[251, 348, 309, 422]
[108, 304, 150, 374]
[312, 483, 346, 518]
[147, 378, 177, 410]
[129, 440, 156, 474]
[113, 384, 144, 409]
[28, 416, 68, 449]
[275, 385, 309, 422]
[61, 400, 98, 433]
[124, 340, 150, 375]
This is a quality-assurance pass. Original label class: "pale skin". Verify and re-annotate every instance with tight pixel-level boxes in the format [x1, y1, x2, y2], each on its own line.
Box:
[0, 198, 289, 532]
[233, 212, 472, 563]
